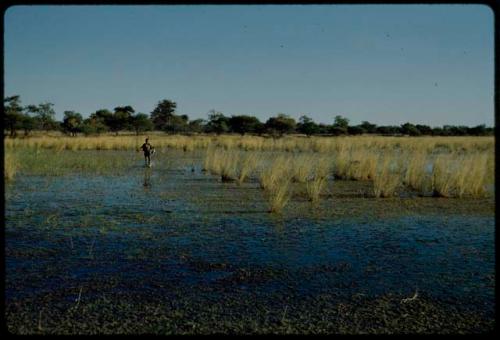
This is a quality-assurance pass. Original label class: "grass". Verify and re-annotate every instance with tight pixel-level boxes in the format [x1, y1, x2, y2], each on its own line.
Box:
[432, 152, 492, 198]
[258, 156, 293, 213]
[5, 134, 494, 154]
[4, 151, 19, 181]
[6, 134, 494, 200]
[306, 176, 327, 203]
[402, 150, 428, 191]
[237, 152, 259, 184]
[373, 154, 401, 198]
[266, 177, 292, 214]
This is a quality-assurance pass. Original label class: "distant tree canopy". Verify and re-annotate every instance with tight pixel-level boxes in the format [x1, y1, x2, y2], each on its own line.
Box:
[62, 111, 84, 136]
[131, 113, 154, 135]
[228, 115, 262, 135]
[297, 115, 319, 136]
[4, 96, 24, 137]
[206, 110, 230, 135]
[265, 113, 296, 137]
[3, 95, 494, 137]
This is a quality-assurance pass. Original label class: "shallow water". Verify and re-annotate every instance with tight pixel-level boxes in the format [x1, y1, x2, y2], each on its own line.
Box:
[5, 150, 495, 319]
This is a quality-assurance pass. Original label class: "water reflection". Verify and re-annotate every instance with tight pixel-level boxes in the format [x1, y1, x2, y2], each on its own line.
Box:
[143, 168, 152, 189]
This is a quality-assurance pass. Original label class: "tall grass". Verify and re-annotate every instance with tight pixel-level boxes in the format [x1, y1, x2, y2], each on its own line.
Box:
[306, 176, 327, 203]
[402, 150, 428, 191]
[259, 156, 292, 191]
[237, 152, 259, 184]
[432, 152, 491, 198]
[267, 177, 292, 213]
[259, 156, 293, 213]
[290, 154, 315, 183]
[5, 134, 493, 155]
[4, 152, 18, 181]
[373, 154, 401, 198]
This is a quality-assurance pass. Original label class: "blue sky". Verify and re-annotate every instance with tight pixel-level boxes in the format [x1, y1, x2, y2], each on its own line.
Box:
[4, 5, 494, 126]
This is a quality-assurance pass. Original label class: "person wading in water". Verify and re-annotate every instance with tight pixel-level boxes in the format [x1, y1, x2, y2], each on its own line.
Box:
[140, 138, 155, 167]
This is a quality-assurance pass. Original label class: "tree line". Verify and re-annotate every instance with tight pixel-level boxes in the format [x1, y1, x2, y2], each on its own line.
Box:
[4, 95, 493, 137]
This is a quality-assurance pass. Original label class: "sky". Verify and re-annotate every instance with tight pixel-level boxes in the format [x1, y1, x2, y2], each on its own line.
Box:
[4, 5, 494, 126]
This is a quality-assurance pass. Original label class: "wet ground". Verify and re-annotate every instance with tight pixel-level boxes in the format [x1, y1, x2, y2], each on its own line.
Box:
[5, 150, 495, 334]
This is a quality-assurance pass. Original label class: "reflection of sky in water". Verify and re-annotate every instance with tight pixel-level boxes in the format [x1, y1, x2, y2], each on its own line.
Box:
[5, 168, 495, 313]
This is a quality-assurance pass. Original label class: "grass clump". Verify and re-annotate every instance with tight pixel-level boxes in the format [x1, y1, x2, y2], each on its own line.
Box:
[306, 176, 327, 203]
[432, 153, 492, 198]
[373, 154, 401, 198]
[237, 152, 259, 184]
[402, 150, 428, 191]
[259, 156, 293, 213]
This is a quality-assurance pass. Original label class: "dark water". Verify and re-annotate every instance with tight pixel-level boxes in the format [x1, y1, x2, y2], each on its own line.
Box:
[5, 152, 495, 316]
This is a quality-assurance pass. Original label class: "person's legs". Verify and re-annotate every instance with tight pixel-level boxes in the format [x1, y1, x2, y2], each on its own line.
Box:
[146, 154, 151, 166]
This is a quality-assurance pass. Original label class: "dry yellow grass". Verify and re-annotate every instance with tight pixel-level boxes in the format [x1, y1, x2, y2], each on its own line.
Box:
[258, 155, 293, 213]
[4, 134, 493, 155]
[291, 154, 315, 183]
[259, 155, 292, 191]
[432, 152, 491, 198]
[306, 176, 327, 203]
[237, 152, 259, 184]
[402, 150, 428, 191]
[346, 149, 378, 181]
[373, 154, 401, 198]
[267, 177, 292, 213]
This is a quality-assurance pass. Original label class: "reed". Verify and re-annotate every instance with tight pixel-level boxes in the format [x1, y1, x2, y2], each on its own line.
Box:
[266, 177, 292, 214]
[291, 154, 315, 183]
[373, 154, 401, 198]
[346, 149, 378, 181]
[4, 152, 18, 181]
[306, 176, 327, 203]
[259, 155, 292, 191]
[258, 155, 293, 213]
[219, 150, 239, 182]
[431, 154, 455, 197]
[433, 152, 491, 198]
[237, 152, 259, 184]
[402, 150, 428, 191]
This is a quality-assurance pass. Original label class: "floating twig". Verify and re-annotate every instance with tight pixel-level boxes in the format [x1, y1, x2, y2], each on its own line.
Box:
[401, 288, 419, 303]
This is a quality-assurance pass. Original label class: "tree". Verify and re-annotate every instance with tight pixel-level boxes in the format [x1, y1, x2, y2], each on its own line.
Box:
[334, 115, 349, 129]
[150, 99, 177, 131]
[228, 115, 262, 135]
[265, 113, 296, 137]
[376, 125, 401, 135]
[30, 102, 57, 131]
[131, 113, 153, 135]
[20, 114, 36, 136]
[114, 106, 135, 115]
[188, 119, 207, 134]
[360, 121, 377, 134]
[62, 111, 83, 136]
[81, 117, 109, 135]
[330, 115, 349, 135]
[468, 124, 487, 136]
[4, 95, 24, 137]
[401, 123, 421, 136]
[91, 109, 113, 125]
[297, 115, 319, 136]
[415, 124, 432, 136]
[109, 106, 135, 134]
[348, 125, 364, 135]
[206, 110, 230, 135]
